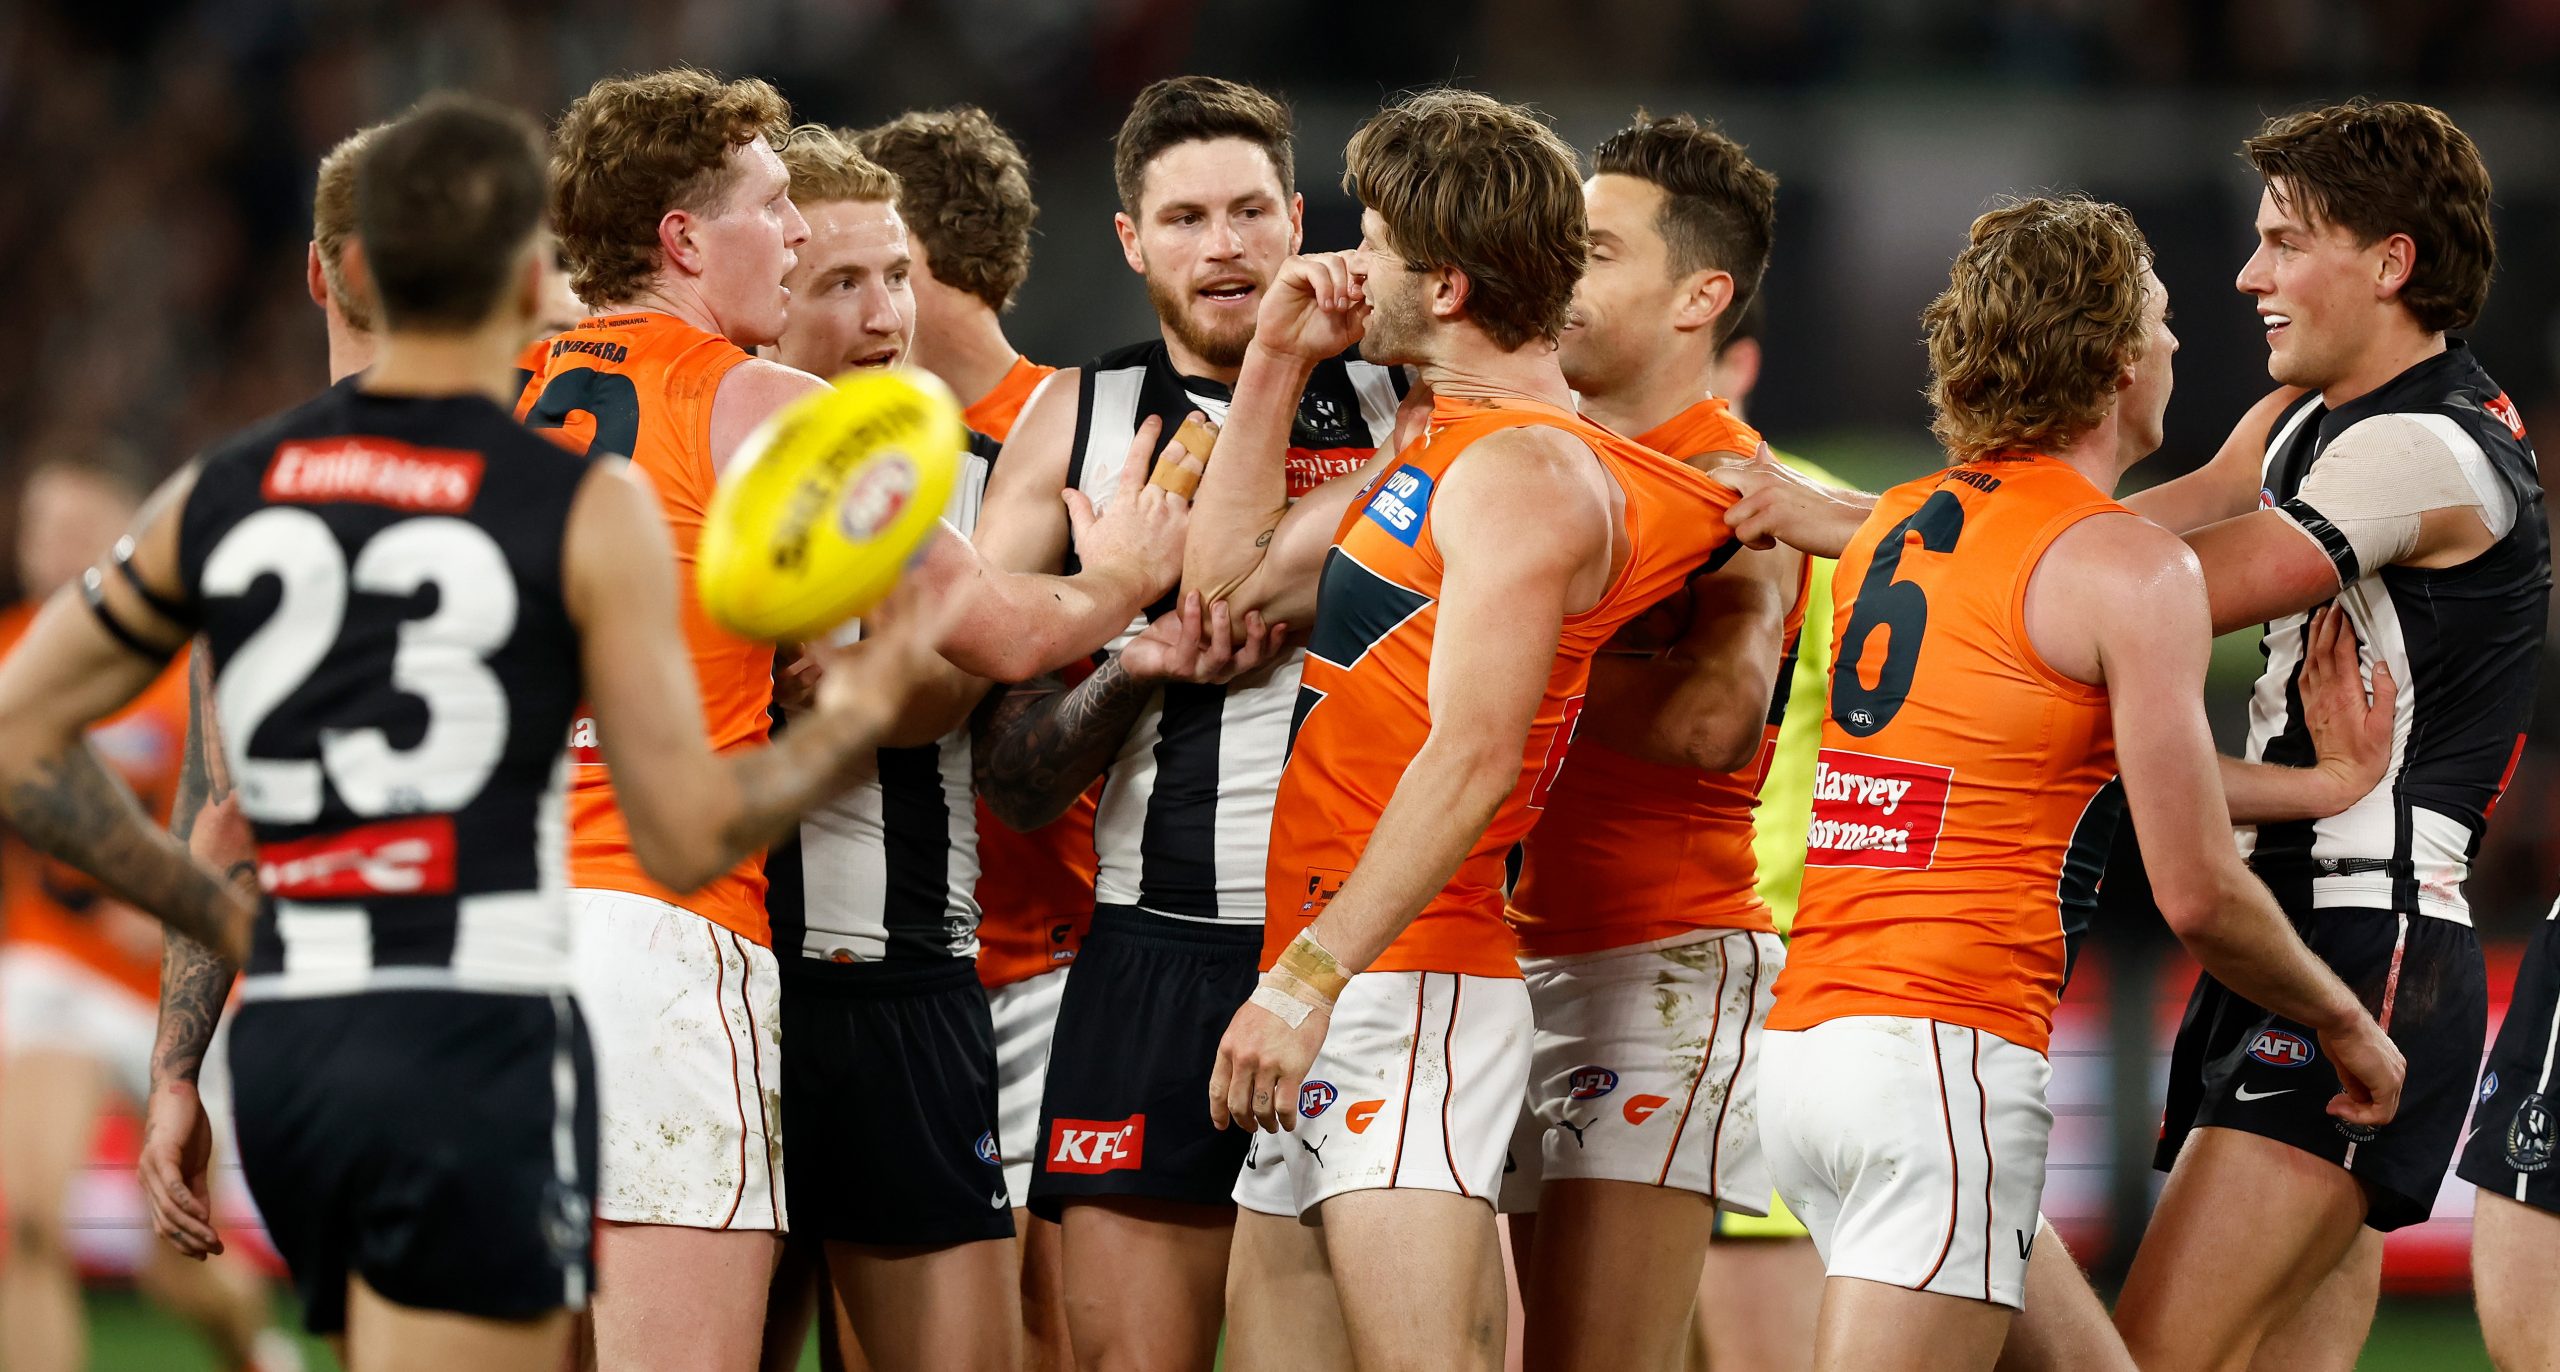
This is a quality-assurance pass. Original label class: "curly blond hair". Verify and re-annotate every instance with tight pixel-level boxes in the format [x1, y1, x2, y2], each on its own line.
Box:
[1923, 196, 2152, 464]
[551, 68, 793, 304]
[1344, 89, 1586, 352]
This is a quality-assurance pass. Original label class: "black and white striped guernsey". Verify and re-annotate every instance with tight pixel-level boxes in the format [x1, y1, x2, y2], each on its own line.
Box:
[2241, 343, 2549, 925]
[175, 382, 594, 1000]
[1067, 339, 1404, 926]
[786, 432, 1003, 964]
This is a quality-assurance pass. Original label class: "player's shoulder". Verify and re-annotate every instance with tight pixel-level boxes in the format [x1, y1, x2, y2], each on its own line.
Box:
[2043, 507, 2200, 588]
[1083, 338, 1162, 375]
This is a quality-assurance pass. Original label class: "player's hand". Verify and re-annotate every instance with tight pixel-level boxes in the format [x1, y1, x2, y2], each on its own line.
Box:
[1120, 591, 1288, 687]
[139, 1079, 223, 1259]
[2318, 1011, 2406, 1130]
[810, 573, 967, 727]
[1709, 453, 1869, 560]
[2298, 606, 2396, 815]
[1209, 988, 1330, 1133]
[1066, 414, 1195, 599]
[1251, 252, 1371, 363]
[773, 645, 825, 716]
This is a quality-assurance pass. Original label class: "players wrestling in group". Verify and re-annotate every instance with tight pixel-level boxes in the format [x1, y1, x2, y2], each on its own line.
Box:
[0, 61, 2544, 1372]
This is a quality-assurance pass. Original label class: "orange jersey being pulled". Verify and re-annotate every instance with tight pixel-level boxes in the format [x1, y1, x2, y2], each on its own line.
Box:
[1509, 397, 1807, 956]
[962, 356, 1057, 440]
[0, 602, 189, 999]
[516, 312, 774, 945]
[1768, 455, 2125, 1055]
[960, 355, 1100, 989]
[1263, 395, 1738, 979]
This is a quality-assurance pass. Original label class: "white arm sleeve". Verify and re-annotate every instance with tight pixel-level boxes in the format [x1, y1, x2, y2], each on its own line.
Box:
[2276, 412, 2512, 580]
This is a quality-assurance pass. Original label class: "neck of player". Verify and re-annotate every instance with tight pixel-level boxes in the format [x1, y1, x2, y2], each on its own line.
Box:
[361, 324, 532, 407]
[908, 297, 1023, 408]
[2318, 318, 2447, 411]
[1575, 359, 1717, 442]
[1411, 329, 1577, 411]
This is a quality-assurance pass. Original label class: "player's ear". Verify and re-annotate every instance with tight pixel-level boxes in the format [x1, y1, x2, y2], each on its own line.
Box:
[340, 240, 378, 321]
[1287, 192, 1305, 254]
[306, 242, 331, 311]
[1430, 264, 1471, 323]
[1675, 269, 1735, 336]
[2373, 231, 2416, 303]
[1113, 212, 1145, 276]
[658, 208, 700, 277]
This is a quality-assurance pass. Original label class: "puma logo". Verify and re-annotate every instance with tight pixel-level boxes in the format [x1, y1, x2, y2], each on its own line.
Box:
[1558, 1117, 1591, 1148]
[1300, 1137, 1328, 1167]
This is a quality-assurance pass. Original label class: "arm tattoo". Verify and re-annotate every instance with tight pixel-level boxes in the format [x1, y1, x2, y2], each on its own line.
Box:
[973, 655, 1157, 831]
[0, 742, 243, 971]
[156, 644, 237, 1087]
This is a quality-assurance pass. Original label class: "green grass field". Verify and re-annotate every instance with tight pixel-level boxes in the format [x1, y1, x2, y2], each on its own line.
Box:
[81, 1288, 2494, 1371]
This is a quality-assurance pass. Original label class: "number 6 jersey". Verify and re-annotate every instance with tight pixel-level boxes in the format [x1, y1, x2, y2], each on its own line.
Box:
[177, 383, 595, 1000]
[1768, 455, 2126, 1056]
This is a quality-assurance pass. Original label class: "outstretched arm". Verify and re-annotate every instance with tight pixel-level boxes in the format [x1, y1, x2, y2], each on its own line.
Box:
[2034, 515, 2401, 1129]
[2122, 387, 2305, 535]
[973, 592, 1285, 832]
[0, 469, 254, 966]
[1711, 457, 1877, 561]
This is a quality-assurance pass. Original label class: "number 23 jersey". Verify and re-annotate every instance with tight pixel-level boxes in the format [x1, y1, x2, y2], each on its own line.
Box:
[1769, 455, 2125, 1056]
[177, 382, 594, 999]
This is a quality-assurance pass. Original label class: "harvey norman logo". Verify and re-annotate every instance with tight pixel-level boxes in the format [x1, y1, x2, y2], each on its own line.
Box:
[264, 437, 485, 513]
[1804, 748, 1953, 870]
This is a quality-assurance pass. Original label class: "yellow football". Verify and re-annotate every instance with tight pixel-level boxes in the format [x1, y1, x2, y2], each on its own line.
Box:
[697, 368, 965, 643]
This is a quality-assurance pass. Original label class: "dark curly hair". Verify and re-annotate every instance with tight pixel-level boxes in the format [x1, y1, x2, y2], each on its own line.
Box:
[856, 106, 1038, 313]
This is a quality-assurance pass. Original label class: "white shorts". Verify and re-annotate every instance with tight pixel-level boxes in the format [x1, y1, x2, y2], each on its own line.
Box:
[1500, 929, 1783, 1215]
[1761, 1017, 2051, 1309]
[987, 965, 1070, 1210]
[1231, 970, 1530, 1218]
[572, 890, 785, 1230]
[0, 943, 154, 1102]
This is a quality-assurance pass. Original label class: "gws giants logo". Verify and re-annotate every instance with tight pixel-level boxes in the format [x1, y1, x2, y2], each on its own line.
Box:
[1567, 1067, 1620, 1101]
[1299, 1081, 1339, 1119]
[1623, 1094, 1671, 1126]
[2246, 1029, 2316, 1068]
[1046, 1116, 1144, 1174]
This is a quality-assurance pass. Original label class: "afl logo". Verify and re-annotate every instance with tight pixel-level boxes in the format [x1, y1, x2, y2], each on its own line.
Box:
[2247, 1029, 2316, 1068]
[1299, 1081, 1338, 1119]
[974, 1131, 1002, 1167]
[838, 453, 918, 540]
[1567, 1066, 1620, 1101]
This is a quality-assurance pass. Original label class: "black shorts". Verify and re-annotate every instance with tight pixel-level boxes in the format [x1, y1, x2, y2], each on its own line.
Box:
[780, 955, 1013, 1246]
[228, 990, 598, 1336]
[2155, 905, 2485, 1232]
[2458, 905, 2560, 1214]
[1028, 906, 1260, 1219]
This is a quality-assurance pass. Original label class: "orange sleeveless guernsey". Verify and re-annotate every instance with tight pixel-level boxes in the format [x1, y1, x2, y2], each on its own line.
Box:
[0, 602, 189, 999]
[1262, 395, 1739, 979]
[1767, 455, 2126, 1055]
[1509, 397, 1809, 956]
[515, 312, 774, 945]
[960, 357, 1103, 990]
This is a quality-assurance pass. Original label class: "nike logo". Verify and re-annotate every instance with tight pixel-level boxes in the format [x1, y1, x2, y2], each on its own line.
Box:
[991, 1190, 1010, 1210]
[2234, 1085, 2295, 1102]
